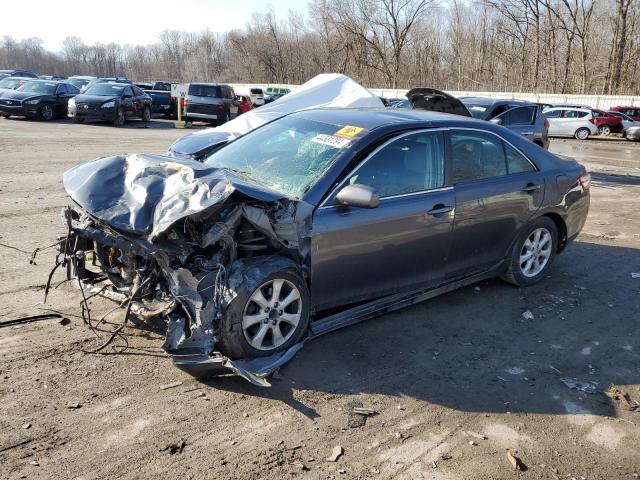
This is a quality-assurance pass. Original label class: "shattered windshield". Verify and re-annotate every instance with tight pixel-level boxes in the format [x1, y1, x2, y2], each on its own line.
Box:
[204, 116, 351, 199]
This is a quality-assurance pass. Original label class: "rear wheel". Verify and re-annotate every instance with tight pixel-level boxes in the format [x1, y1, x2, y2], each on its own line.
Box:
[217, 267, 310, 359]
[1, 114, 10, 119]
[575, 128, 590, 140]
[113, 108, 125, 127]
[219, 109, 229, 125]
[501, 217, 558, 287]
[598, 124, 611, 136]
[39, 103, 54, 121]
[142, 106, 151, 122]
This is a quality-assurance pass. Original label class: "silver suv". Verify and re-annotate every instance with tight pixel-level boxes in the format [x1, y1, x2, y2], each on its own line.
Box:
[184, 83, 239, 125]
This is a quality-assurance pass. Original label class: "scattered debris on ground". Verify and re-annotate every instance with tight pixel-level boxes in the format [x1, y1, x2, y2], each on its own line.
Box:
[346, 401, 376, 428]
[160, 440, 186, 455]
[159, 381, 183, 390]
[507, 451, 527, 471]
[522, 310, 535, 320]
[326, 446, 343, 462]
[606, 386, 640, 411]
[561, 377, 597, 394]
[66, 402, 82, 409]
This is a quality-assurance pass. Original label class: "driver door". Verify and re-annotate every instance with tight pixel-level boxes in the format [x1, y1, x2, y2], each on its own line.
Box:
[310, 130, 455, 311]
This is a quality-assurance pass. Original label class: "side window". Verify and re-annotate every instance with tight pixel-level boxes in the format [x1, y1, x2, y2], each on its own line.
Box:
[543, 109, 561, 118]
[132, 86, 144, 96]
[509, 106, 536, 124]
[564, 110, 587, 118]
[450, 131, 507, 183]
[123, 86, 133, 97]
[56, 84, 67, 94]
[67, 84, 80, 94]
[345, 132, 445, 198]
[592, 110, 602, 118]
[504, 143, 536, 174]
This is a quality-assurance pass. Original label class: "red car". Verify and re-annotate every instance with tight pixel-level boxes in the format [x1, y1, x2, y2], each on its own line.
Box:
[236, 94, 253, 115]
[610, 106, 640, 121]
[591, 109, 623, 135]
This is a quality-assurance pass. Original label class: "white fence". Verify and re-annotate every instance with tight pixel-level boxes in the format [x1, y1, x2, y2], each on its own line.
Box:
[230, 83, 640, 110]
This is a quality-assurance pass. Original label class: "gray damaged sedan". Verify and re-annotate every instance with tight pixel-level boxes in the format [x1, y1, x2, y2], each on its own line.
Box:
[56, 108, 590, 385]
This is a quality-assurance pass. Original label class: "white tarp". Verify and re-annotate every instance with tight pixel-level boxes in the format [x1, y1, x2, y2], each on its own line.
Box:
[189, 73, 383, 140]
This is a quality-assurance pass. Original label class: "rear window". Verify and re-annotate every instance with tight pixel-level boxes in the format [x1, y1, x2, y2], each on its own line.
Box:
[464, 104, 488, 119]
[188, 84, 221, 97]
[250, 88, 263, 94]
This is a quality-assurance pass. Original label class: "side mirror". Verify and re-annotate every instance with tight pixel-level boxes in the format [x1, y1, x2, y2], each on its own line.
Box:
[336, 184, 379, 209]
[490, 117, 503, 125]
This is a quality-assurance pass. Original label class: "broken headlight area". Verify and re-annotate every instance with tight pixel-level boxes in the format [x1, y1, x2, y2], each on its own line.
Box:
[55, 195, 308, 386]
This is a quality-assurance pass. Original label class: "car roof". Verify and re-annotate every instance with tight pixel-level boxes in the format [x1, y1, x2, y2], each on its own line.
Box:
[460, 97, 532, 106]
[25, 79, 64, 84]
[545, 106, 591, 112]
[287, 107, 488, 130]
[70, 75, 97, 80]
[3, 76, 33, 81]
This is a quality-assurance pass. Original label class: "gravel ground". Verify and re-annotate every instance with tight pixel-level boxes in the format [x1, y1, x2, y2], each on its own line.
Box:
[1, 118, 639, 480]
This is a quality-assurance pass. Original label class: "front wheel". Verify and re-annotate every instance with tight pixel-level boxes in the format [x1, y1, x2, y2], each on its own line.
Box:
[113, 108, 125, 127]
[39, 103, 54, 121]
[501, 217, 558, 287]
[575, 128, 591, 140]
[218, 267, 310, 359]
[598, 124, 611, 136]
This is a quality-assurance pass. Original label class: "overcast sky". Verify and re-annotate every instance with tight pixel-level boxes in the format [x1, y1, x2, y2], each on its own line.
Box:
[4, 0, 303, 51]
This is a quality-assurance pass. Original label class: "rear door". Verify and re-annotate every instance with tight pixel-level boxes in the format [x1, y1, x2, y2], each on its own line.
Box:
[445, 129, 545, 278]
[311, 130, 455, 310]
[543, 109, 563, 135]
[494, 105, 538, 140]
[121, 86, 135, 117]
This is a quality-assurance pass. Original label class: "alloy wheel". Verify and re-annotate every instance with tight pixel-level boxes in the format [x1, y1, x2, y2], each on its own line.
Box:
[41, 104, 53, 121]
[576, 128, 589, 140]
[519, 227, 552, 278]
[242, 278, 302, 351]
[598, 125, 611, 136]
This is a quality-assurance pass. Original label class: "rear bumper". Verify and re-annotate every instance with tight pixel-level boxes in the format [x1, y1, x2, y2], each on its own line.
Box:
[184, 111, 218, 120]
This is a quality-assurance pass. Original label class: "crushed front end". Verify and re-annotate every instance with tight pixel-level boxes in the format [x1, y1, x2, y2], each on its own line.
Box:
[55, 153, 312, 386]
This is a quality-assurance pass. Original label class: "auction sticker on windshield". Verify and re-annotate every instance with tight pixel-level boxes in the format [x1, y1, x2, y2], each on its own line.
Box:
[335, 125, 365, 138]
[311, 134, 351, 149]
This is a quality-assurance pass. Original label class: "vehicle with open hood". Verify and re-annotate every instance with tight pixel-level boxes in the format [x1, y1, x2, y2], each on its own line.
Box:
[57, 102, 590, 385]
[407, 88, 549, 149]
[0, 79, 79, 120]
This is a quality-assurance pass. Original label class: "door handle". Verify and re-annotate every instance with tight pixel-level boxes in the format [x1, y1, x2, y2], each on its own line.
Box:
[522, 183, 541, 193]
[427, 204, 453, 215]
[521, 131, 534, 135]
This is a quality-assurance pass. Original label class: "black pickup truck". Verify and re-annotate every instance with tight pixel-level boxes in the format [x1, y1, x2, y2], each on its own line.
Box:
[136, 81, 176, 117]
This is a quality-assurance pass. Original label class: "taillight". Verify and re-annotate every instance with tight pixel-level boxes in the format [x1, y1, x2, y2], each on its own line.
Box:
[544, 118, 549, 129]
[181, 98, 188, 109]
[588, 117, 595, 124]
[215, 103, 224, 110]
[579, 173, 591, 191]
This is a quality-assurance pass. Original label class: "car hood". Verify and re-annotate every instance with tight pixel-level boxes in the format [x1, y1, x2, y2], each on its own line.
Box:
[2, 90, 48, 101]
[406, 88, 472, 117]
[74, 94, 118, 104]
[169, 73, 384, 158]
[63, 153, 285, 240]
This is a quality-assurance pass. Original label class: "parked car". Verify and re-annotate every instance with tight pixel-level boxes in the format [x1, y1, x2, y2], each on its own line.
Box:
[264, 92, 287, 104]
[0, 69, 38, 80]
[610, 106, 640, 121]
[407, 89, 549, 149]
[236, 94, 253, 114]
[39, 75, 66, 81]
[265, 86, 291, 96]
[607, 110, 640, 130]
[183, 83, 239, 125]
[249, 87, 265, 106]
[590, 109, 623, 135]
[67, 76, 97, 92]
[624, 125, 640, 141]
[0, 80, 79, 120]
[60, 108, 590, 383]
[137, 81, 176, 117]
[551, 103, 592, 109]
[68, 82, 152, 126]
[542, 107, 598, 140]
[0, 76, 32, 96]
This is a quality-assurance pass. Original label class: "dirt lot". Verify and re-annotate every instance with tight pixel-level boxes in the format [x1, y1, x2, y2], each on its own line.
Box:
[1, 118, 639, 480]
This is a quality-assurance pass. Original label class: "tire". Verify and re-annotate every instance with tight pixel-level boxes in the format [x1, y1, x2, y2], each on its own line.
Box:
[217, 267, 310, 359]
[113, 108, 125, 127]
[598, 124, 611, 136]
[72, 115, 83, 124]
[219, 109, 229, 126]
[501, 216, 558, 287]
[1, 114, 10, 119]
[39, 103, 54, 121]
[142, 106, 151, 122]
[575, 128, 590, 140]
